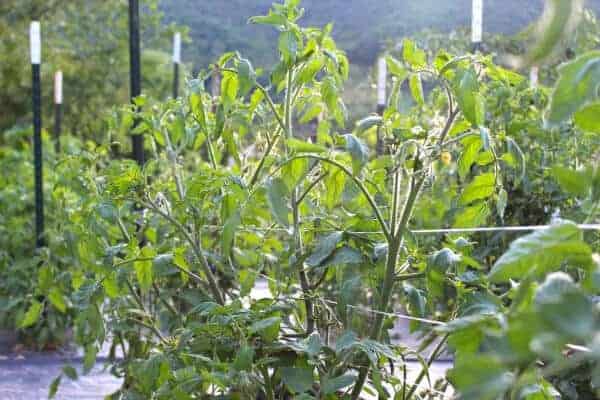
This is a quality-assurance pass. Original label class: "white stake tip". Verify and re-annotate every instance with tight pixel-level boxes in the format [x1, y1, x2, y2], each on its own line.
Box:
[30, 21, 41, 64]
[471, 0, 483, 44]
[173, 32, 182, 64]
[377, 57, 387, 106]
[54, 71, 63, 104]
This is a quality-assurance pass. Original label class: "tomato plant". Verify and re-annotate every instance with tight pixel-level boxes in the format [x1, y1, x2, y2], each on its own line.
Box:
[0, 1, 597, 399]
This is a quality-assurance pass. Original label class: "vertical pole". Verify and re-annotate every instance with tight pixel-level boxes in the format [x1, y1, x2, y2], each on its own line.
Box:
[529, 66, 539, 88]
[471, 0, 483, 53]
[30, 21, 44, 248]
[128, 0, 144, 166]
[376, 56, 387, 155]
[53, 71, 62, 154]
[172, 32, 181, 99]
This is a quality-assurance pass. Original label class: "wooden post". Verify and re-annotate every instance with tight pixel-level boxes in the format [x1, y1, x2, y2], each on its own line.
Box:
[30, 21, 44, 247]
[53, 71, 62, 153]
[376, 56, 386, 155]
[128, 0, 144, 165]
[471, 0, 483, 53]
[173, 32, 181, 99]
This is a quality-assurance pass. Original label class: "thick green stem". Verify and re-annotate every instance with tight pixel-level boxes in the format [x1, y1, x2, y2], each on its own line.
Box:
[351, 175, 425, 400]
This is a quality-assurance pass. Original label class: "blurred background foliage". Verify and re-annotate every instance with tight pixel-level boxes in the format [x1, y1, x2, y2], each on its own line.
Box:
[0, 0, 185, 136]
[2, 0, 600, 138]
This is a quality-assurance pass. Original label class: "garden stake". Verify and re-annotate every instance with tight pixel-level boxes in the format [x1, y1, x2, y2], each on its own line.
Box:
[471, 0, 484, 53]
[172, 32, 181, 99]
[30, 21, 44, 248]
[376, 56, 386, 155]
[530, 65, 539, 87]
[53, 71, 62, 154]
[128, 0, 144, 166]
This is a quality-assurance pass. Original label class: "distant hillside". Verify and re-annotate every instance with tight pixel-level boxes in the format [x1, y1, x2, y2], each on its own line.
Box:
[161, 0, 600, 69]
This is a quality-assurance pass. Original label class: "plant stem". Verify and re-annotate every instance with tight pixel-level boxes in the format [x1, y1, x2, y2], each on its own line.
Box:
[142, 199, 225, 305]
[284, 68, 315, 335]
[351, 173, 425, 399]
[260, 365, 275, 400]
[277, 155, 391, 242]
[249, 128, 281, 187]
[404, 334, 448, 399]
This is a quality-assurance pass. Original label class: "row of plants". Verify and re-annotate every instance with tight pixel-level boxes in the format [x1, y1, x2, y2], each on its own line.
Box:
[0, 1, 598, 398]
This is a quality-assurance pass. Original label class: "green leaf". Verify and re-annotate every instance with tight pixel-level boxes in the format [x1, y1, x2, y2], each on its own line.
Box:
[323, 166, 346, 210]
[354, 115, 382, 134]
[249, 316, 281, 342]
[278, 31, 299, 63]
[233, 345, 255, 372]
[386, 56, 408, 80]
[344, 134, 369, 174]
[48, 287, 67, 313]
[402, 39, 427, 68]
[62, 365, 78, 380]
[281, 366, 314, 394]
[306, 231, 343, 267]
[409, 74, 424, 106]
[221, 71, 239, 109]
[266, 178, 290, 227]
[19, 300, 43, 329]
[322, 373, 355, 395]
[48, 375, 62, 399]
[238, 269, 257, 297]
[134, 247, 156, 292]
[189, 92, 206, 128]
[454, 68, 485, 127]
[222, 210, 241, 255]
[547, 51, 600, 125]
[287, 138, 327, 153]
[83, 344, 98, 374]
[453, 202, 490, 228]
[535, 272, 595, 340]
[489, 222, 592, 283]
[551, 166, 590, 197]
[248, 12, 287, 27]
[574, 102, 600, 132]
[237, 57, 256, 96]
[323, 246, 363, 267]
[335, 330, 359, 354]
[448, 355, 514, 400]
[460, 173, 496, 205]
[297, 57, 324, 85]
[458, 136, 482, 179]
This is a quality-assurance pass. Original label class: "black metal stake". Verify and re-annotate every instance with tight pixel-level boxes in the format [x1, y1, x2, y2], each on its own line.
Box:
[129, 0, 144, 166]
[53, 71, 62, 154]
[173, 63, 180, 99]
[31, 22, 44, 248]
